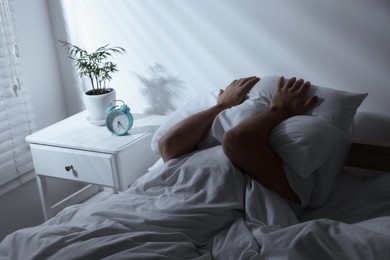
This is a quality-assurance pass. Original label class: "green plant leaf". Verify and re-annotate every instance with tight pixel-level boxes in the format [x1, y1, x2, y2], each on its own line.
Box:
[58, 40, 126, 94]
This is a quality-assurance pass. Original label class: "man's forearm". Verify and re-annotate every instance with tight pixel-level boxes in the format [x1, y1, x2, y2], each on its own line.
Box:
[158, 104, 228, 161]
[158, 76, 260, 162]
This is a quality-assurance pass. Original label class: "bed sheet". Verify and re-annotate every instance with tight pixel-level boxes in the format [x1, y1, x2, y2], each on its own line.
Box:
[300, 168, 390, 223]
[1, 146, 390, 260]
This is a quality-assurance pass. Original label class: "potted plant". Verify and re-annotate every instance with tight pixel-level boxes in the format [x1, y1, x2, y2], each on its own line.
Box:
[59, 40, 126, 125]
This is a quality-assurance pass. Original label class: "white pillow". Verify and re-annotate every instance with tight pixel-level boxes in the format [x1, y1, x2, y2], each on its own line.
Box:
[270, 116, 347, 178]
[213, 113, 347, 174]
[247, 75, 368, 134]
[150, 90, 220, 155]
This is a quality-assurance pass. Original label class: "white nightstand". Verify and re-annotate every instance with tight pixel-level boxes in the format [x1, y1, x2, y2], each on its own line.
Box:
[26, 111, 166, 220]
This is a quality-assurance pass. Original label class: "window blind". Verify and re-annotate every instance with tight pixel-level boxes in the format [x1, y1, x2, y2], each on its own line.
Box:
[0, 0, 35, 188]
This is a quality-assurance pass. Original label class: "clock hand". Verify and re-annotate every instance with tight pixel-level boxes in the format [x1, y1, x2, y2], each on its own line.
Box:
[117, 121, 124, 130]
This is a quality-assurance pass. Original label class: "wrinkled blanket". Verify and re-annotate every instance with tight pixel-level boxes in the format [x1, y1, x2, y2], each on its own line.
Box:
[1, 146, 390, 259]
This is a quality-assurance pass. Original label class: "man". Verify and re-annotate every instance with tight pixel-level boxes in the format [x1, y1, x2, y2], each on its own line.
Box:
[158, 76, 318, 204]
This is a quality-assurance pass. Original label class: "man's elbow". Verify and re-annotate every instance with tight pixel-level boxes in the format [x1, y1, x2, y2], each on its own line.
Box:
[222, 129, 243, 164]
[158, 134, 175, 162]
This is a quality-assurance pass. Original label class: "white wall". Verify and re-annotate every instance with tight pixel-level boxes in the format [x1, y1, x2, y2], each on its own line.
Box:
[0, 0, 80, 241]
[14, 0, 67, 129]
[50, 0, 390, 142]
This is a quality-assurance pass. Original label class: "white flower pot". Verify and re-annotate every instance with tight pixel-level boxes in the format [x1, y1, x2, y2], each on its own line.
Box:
[84, 88, 116, 125]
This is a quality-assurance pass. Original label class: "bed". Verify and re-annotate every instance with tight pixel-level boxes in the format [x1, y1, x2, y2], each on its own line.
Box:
[1, 76, 389, 260]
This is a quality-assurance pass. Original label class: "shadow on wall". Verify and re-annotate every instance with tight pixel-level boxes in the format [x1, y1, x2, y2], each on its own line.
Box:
[132, 64, 186, 115]
[354, 112, 390, 142]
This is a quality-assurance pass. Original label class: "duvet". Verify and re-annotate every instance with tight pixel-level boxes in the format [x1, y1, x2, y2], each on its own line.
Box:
[1, 146, 390, 259]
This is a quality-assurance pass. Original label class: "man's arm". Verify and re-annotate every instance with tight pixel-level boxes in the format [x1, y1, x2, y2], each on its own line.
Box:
[222, 77, 318, 203]
[158, 76, 260, 162]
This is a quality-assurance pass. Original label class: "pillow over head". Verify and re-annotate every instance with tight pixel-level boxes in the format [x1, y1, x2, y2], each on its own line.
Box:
[247, 75, 368, 134]
[212, 112, 348, 176]
[269, 116, 347, 178]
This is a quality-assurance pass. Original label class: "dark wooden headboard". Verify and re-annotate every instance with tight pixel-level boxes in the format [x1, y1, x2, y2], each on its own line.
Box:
[346, 141, 390, 172]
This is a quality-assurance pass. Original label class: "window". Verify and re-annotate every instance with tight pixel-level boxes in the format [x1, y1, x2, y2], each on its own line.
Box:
[0, 0, 35, 193]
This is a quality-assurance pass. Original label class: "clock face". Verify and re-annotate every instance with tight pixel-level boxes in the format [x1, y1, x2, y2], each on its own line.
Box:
[106, 110, 133, 135]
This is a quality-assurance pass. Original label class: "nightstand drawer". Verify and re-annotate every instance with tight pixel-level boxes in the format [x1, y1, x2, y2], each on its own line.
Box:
[30, 144, 116, 186]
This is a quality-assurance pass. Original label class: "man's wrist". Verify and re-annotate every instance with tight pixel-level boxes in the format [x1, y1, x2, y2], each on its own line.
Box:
[214, 103, 231, 111]
[268, 106, 289, 120]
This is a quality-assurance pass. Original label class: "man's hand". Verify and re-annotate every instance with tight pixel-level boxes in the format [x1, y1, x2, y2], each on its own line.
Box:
[217, 76, 260, 108]
[270, 76, 318, 117]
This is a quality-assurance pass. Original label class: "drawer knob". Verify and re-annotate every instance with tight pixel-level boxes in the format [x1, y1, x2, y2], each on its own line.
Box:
[65, 165, 73, 172]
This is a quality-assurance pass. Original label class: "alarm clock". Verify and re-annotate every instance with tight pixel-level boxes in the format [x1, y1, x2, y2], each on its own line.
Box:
[105, 100, 134, 136]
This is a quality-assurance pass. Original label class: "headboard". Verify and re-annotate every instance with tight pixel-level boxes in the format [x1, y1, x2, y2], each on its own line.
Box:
[346, 141, 390, 172]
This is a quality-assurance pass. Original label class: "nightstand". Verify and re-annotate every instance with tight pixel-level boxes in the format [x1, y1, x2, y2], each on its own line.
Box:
[26, 111, 166, 220]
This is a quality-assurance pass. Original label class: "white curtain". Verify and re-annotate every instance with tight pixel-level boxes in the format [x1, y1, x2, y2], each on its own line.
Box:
[0, 0, 35, 191]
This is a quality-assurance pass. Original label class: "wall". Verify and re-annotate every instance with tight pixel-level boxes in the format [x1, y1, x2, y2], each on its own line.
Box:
[50, 0, 390, 142]
[13, 0, 67, 129]
[0, 0, 78, 241]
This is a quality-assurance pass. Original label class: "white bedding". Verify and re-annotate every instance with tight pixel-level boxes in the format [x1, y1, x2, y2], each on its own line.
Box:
[1, 146, 390, 259]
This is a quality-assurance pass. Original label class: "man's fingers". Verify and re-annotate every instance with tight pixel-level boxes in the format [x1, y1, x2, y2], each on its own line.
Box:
[242, 77, 260, 90]
[243, 76, 258, 80]
[285, 77, 296, 88]
[277, 76, 285, 89]
[234, 76, 259, 88]
[296, 81, 311, 96]
[304, 95, 318, 111]
[230, 79, 238, 85]
[291, 78, 304, 91]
